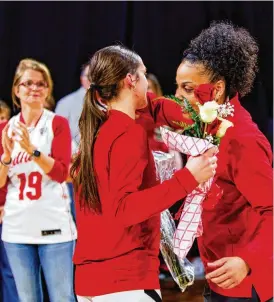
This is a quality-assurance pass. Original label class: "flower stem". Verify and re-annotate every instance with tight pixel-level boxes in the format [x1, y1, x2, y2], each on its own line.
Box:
[203, 123, 208, 138]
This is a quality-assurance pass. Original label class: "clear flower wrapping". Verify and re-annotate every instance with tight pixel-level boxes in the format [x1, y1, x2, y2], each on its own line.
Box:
[153, 151, 195, 292]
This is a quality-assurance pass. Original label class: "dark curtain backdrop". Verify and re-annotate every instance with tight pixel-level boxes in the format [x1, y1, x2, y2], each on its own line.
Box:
[0, 1, 272, 142]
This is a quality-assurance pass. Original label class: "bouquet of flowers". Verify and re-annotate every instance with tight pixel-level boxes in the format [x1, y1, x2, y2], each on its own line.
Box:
[153, 151, 194, 292]
[165, 84, 234, 146]
[160, 84, 234, 259]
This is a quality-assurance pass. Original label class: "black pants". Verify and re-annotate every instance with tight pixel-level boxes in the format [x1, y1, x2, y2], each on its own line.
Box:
[204, 285, 273, 302]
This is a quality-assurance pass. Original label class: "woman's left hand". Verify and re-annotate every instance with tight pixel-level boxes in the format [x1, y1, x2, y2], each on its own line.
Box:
[206, 257, 250, 289]
[13, 122, 35, 155]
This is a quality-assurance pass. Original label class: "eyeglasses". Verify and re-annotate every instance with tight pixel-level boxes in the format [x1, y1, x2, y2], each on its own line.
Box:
[18, 80, 48, 90]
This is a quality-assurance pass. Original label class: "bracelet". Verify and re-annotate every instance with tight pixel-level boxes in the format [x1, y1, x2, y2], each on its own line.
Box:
[0, 155, 12, 167]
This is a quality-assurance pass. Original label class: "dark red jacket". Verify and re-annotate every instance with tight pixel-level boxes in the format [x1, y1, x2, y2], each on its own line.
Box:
[198, 95, 273, 301]
[73, 100, 198, 296]
[136, 92, 169, 152]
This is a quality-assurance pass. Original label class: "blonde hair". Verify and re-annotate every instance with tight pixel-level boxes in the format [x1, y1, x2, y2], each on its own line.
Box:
[12, 58, 54, 108]
[147, 73, 163, 97]
[44, 97, 55, 111]
[0, 100, 11, 119]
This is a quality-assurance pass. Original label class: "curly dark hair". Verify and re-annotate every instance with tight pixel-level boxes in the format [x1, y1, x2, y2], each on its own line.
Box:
[182, 21, 259, 98]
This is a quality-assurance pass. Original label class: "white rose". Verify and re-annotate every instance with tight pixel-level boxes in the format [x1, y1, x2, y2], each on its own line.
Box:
[216, 117, 234, 138]
[198, 101, 219, 123]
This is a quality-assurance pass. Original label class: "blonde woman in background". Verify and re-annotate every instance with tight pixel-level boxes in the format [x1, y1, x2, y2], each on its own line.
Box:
[147, 73, 163, 97]
[0, 59, 76, 302]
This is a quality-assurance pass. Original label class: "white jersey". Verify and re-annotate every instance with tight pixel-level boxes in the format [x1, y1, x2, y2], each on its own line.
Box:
[2, 110, 77, 244]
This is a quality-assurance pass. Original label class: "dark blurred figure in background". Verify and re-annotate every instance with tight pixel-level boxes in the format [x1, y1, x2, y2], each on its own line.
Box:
[55, 63, 90, 154]
[55, 63, 90, 223]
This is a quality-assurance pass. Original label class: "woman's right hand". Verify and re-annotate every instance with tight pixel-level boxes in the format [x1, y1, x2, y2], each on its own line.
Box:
[1, 124, 14, 162]
[185, 147, 218, 183]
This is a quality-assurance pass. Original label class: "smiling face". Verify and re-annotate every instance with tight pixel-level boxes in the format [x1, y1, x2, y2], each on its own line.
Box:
[14, 69, 49, 108]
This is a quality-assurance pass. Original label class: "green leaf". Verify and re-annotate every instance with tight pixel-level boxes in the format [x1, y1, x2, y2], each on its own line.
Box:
[165, 95, 184, 106]
[213, 136, 221, 146]
[164, 95, 204, 138]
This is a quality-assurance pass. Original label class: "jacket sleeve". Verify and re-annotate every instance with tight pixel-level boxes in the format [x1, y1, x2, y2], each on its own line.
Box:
[108, 123, 198, 227]
[46, 115, 72, 183]
[145, 93, 193, 128]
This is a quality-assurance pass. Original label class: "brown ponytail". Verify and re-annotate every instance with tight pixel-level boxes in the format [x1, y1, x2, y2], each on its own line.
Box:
[71, 45, 142, 213]
[70, 87, 106, 213]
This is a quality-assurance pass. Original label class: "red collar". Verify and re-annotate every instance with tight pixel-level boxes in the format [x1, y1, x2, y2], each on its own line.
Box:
[229, 93, 241, 108]
[225, 93, 242, 123]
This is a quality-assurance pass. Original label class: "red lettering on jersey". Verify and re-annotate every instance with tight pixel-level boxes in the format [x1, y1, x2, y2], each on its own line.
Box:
[24, 153, 31, 163]
[18, 152, 25, 164]
[11, 152, 32, 167]
[12, 152, 20, 166]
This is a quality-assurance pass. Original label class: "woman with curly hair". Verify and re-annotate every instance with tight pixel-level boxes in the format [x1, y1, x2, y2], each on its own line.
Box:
[175, 21, 273, 302]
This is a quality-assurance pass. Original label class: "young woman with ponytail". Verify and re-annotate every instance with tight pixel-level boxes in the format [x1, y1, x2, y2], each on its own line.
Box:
[71, 45, 217, 302]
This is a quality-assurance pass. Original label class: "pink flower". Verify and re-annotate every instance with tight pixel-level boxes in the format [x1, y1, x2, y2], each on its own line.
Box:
[194, 83, 215, 105]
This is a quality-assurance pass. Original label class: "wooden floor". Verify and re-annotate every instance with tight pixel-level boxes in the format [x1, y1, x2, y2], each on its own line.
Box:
[161, 278, 205, 302]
